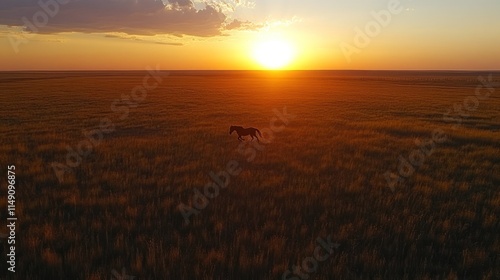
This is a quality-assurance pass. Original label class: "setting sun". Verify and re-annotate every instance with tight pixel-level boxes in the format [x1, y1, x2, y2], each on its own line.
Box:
[252, 39, 296, 70]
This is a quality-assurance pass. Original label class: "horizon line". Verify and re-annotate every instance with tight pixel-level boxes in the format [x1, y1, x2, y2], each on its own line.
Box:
[1, 69, 500, 72]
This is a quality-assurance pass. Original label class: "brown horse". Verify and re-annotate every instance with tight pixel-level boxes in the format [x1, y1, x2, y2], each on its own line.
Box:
[230, 126, 262, 142]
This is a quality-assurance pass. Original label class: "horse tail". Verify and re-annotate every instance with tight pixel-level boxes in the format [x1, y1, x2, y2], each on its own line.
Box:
[255, 129, 262, 137]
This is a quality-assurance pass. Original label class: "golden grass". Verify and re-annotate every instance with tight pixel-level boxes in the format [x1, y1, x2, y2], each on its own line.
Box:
[0, 70, 499, 279]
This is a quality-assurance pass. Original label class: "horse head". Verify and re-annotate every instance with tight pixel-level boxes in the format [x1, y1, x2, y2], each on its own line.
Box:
[230, 125, 242, 134]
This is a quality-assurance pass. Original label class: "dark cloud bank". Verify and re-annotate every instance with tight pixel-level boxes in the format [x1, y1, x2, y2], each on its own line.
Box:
[0, 0, 252, 36]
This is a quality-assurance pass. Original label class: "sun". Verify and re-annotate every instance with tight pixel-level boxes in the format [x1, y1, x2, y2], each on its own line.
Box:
[252, 39, 295, 70]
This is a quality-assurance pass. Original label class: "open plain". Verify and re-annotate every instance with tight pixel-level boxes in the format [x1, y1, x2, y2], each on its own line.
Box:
[0, 70, 499, 279]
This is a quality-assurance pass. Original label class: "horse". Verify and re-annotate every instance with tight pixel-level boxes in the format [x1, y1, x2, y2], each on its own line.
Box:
[229, 126, 262, 142]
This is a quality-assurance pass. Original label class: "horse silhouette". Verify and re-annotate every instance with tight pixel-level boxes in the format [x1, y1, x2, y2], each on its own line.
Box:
[230, 126, 262, 142]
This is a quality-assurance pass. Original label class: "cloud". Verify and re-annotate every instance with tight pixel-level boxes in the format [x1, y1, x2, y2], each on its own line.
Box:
[103, 33, 184, 45]
[169, 0, 193, 7]
[0, 0, 232, 37]
[224, 19, 262, 31]
[200, 0, 256, 14]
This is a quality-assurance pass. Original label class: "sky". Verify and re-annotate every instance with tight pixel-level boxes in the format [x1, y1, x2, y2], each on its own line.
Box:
[0, 0, 499, 70]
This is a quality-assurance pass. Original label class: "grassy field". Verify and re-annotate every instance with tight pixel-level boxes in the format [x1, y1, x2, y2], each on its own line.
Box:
[0, 70, 499, 279]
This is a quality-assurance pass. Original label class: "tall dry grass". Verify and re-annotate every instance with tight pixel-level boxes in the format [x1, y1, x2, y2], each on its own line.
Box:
[0, 70, 499, 279]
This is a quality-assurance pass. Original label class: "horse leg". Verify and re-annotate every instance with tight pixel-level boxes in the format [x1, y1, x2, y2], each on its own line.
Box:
[251, 133, 259, 142]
